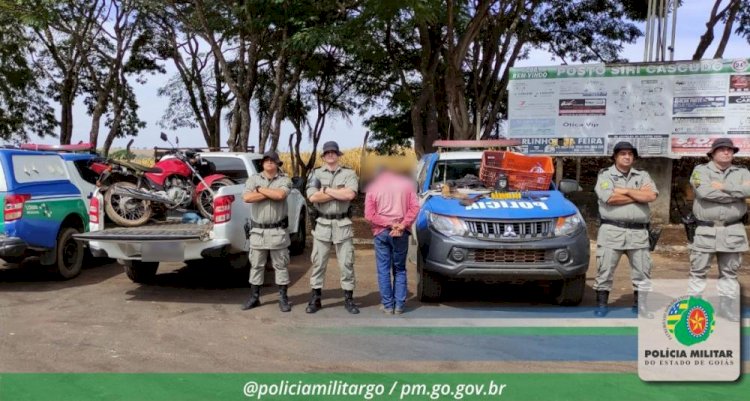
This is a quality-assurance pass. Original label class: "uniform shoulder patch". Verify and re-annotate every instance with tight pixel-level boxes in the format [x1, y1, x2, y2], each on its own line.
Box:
[600, 180, 610, 190]
[690, 170, 701, 186]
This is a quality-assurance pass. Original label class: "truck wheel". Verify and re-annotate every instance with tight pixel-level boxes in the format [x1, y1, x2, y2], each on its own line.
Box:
[122, 260, 159, 283]
[417, 255, 442, 302]
[55, 227, 84, 279]
[289, 212, 306, 256]
[553, 274, 586, 306]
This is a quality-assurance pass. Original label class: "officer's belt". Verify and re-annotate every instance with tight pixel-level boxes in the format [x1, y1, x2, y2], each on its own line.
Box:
[250, 217, 288, 229]
[694, 218, 743, 227]
[600, 219, 648, 230]
[318, 212, 348, 220]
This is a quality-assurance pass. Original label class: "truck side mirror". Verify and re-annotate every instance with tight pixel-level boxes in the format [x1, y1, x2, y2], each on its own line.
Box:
[559, 179, 582, 194]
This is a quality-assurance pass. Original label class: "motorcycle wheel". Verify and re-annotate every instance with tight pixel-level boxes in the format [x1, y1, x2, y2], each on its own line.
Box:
[196, 178, 235, 219]
[104, 182, 153, 227]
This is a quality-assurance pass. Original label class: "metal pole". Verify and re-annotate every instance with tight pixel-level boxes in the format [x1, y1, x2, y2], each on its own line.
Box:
[655, 3, 662, 61]
[648, 0, 657, 61]
[643, 0, 653, 61]
[669, 0, 678, 61]
[661, 0, 669, 62]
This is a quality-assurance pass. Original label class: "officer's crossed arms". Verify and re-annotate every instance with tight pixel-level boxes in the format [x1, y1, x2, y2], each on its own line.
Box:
[308, 183, 356, 203]
[690, 169, 750, 202]
[605, 182, 658, 205]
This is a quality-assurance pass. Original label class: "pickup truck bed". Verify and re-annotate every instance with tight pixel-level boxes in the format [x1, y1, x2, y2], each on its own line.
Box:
[75, 222, 212, 241]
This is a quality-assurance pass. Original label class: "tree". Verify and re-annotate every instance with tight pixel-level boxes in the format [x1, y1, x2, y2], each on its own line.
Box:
[84, 0, 163, 152]
[352, 0, 642, 156]
[29, 0, 108, 144]
[693, 0, 748, 60]
[166, 0, 267, 151]
[287, 46, 361, 183]
[151, 7, 230, 150]
[0, 12, 56, 141]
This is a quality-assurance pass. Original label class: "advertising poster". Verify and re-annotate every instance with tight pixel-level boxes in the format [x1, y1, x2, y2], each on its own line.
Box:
[508, 58, 750, 157]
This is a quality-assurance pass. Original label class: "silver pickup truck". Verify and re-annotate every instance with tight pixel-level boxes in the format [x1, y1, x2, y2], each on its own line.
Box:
[75, 152, 307, 283]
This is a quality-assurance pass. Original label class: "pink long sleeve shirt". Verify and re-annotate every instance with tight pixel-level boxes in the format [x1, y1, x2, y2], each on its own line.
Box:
[364, 171, 421, 236]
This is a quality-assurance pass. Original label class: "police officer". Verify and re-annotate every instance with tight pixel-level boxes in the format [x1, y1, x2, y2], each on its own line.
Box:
[305, 141, 360, 314]
[593, 142, 658, 317]
[688, 138, 749, 322]
[241, 151, 292, 312]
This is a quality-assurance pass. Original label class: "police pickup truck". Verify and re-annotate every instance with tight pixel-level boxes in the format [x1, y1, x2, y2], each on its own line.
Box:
[0, 144, 100, 279]
[413, 140, 589, 305]
[75, 152, 307, 283]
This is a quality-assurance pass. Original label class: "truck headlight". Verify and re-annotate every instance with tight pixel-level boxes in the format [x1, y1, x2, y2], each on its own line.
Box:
[428, 213, 467, 237]
[555, 213, 583, 236]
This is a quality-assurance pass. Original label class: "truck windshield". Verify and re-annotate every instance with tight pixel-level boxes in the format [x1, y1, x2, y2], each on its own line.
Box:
[430, 159, 482, 187]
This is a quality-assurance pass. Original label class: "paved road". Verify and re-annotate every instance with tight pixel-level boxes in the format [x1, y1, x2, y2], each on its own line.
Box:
[0, 248, 748, 372]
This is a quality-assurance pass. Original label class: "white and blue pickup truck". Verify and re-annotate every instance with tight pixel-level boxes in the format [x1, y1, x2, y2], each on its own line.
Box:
[412, 141, 589, 305]
[75, 152, 307, 283]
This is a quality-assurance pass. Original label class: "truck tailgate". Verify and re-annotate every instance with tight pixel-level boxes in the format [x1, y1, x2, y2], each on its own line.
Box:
[74, 223, 212, 241]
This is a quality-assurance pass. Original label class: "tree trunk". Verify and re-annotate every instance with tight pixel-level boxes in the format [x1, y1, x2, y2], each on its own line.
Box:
[713, 0, 741, 58]
[237, 100, 251, 152]
[692, 0, 730, 60]
[59, 97, 74, 145]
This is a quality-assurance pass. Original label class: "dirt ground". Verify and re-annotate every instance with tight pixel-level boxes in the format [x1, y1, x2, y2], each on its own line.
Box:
[0, 239, 748, 373]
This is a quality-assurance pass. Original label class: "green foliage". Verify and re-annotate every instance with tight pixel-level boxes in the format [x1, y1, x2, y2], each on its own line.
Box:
[0, 12, 56, 140]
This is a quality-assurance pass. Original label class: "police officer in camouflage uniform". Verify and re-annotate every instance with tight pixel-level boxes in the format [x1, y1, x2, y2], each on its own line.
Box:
[593, 142, 658, 317]
[305, 141, 360, 314]
[241, 151, 293, 312]
[688, 138, 749, 322]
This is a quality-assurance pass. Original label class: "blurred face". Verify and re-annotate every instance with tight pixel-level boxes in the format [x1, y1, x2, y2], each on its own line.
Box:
[614, 150, 634, 171]
[323, 150, 339, 165]
[262, 159, 278, 175]
[711, 147, 735, 165]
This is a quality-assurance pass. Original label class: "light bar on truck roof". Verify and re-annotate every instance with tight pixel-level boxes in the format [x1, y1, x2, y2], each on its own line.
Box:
[433, 139, 521, 150]
[19, 143, 94, 152]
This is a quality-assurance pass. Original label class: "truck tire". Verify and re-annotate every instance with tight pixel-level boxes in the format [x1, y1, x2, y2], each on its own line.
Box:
[417, 255, 442, 302]
[553, 274, 586, 306]
[122, 260, 159, 283]
[54, 227, 84, 279]
[288, 212, 306, 256]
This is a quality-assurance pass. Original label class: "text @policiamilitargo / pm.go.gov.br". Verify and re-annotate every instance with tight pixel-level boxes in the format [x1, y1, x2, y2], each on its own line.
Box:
[242, 379, 509, 400]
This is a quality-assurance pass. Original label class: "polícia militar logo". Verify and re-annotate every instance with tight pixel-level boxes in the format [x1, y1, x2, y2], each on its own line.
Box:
[663, 296, 715, 346]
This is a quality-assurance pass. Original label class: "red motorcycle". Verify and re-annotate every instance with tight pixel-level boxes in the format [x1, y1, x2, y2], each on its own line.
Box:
[97, 134, 233, 227]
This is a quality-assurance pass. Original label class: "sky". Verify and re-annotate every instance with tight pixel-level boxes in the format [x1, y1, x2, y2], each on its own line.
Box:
[28, 1, 750, 151]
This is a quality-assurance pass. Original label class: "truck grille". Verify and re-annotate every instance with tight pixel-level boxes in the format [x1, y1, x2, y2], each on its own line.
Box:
[467, 249, 547, 264]
[465, 219, 554, 240]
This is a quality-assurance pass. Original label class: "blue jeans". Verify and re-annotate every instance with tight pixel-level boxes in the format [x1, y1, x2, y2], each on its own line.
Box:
[374, 229, 409, 309]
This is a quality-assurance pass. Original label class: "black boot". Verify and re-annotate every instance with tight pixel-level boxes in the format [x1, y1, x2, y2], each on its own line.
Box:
[635, 291, 654, 319]
[305, 288, 322, 314]
[241, 285, 261, 310]
[718, 296, 740, 322]
[344, 290, 360, 314]
[594, 290, 609, 317]
[632, 290, 639, 314]
[278, 285, 291, 312]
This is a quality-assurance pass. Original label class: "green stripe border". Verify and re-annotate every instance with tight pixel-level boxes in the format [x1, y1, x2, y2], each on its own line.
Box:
[0, 373, 747, 401]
